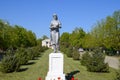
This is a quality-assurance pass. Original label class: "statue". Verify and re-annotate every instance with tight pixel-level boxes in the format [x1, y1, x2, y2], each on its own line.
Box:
[50, 14, 61, 53]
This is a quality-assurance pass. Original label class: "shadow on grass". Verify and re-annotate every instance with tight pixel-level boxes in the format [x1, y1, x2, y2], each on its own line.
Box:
[65, 70, 80, 80]
[25, 62, 36, 65]
[33, 57, 39, 60]
[18, 68, 28, 72]
[32, 55, 42, 60]
[17, 62, 35, 72]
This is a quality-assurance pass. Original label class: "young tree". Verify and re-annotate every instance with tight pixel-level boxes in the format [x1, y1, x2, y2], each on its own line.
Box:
[81, 48, 109, 72]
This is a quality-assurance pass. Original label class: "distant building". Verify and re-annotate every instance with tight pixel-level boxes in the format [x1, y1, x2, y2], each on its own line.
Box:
[42, 39, 52, 48]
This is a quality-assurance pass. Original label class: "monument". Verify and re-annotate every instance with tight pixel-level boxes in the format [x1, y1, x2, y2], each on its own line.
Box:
[50, 13, 61, 53]
[45, 14, 65, 80]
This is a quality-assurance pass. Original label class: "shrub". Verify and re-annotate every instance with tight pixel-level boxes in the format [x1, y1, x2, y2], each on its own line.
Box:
[72, 49, 80, 60]
[27, 48, 34, 60]
[114, 60, 120, 80]
[15, 48, 29, 65]
[39, 47, 44, 52]
[0, 46, 45, 73]
[26, 46, 41, 60]
[81, 52, 91, 66]
[31, 46, 41, 58]
[114, 70, 120, 80]
[60, 45, 66, 54]
[0, 55, 20, 73]
[39, 46, 48, 52]
[81, 48, 109, 72]
[66, 47, 73, 58]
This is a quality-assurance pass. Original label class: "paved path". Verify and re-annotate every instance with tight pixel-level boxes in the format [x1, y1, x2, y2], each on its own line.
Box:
[105, 56, 119, 69]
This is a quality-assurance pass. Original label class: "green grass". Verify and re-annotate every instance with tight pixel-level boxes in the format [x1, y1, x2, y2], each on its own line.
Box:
[64, 54, 116, 80]
[0, 49, 117, 80]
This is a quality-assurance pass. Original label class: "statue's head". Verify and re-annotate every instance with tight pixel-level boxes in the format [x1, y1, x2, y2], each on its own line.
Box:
[53, 13, 58, 20]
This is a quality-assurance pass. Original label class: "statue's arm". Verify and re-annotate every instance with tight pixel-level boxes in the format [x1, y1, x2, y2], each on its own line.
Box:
[50, 22, 56, 29]
[50, 23, 53, 29]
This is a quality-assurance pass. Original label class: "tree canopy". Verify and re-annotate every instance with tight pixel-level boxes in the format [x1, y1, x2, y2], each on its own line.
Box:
[60, 10, 120, 55]
[0, 20, 37, 50]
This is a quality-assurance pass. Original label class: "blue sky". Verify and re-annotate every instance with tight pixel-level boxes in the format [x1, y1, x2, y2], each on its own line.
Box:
[0, 0, 120, 38]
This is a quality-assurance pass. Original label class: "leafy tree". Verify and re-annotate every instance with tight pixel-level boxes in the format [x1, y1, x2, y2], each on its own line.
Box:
[60, 32, 70, 53]
[26, 30, 37, 47]
[60, 30, 84, 59]
[82, 33, 97, 50]
[83, 10, 120, 55]
[0, 20, 37, 50]
[70, 27, 86, 48]
[113, 10, 120, 52]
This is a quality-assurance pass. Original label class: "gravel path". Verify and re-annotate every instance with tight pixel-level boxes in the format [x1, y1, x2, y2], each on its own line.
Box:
[105, 56, 119, 69]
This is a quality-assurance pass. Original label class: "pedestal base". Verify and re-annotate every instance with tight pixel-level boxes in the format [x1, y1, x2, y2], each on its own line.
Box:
[46, 73, 65, 80]
[45, 53, 65, 80]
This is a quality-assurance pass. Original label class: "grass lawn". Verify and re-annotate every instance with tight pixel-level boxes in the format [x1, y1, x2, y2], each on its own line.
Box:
[0, 49, 117, 80]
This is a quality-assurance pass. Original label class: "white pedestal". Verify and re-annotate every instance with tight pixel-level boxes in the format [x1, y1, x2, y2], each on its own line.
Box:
[46, 53, 65, 80]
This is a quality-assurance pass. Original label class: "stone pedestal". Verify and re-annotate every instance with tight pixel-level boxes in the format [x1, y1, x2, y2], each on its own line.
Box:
[46, 53, 65, 80]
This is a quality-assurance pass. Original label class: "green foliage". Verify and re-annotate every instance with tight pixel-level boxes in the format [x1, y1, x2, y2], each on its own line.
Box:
[37, 38, 42, 46]
[25, 48, 38, 60]
[81, 48, 109, 72]
[14, 25, 37, 48]
[60, 32, 70, 51]
[72, 49, 80, 60]
[60, 28, 85, 60]
[26, 46, 48, 60]
[15, 48, 29, 65]
[26, 48, 34, 60]
[0, 19, 48, 73]
[0, 20, 37, 50]
[114, 59, 120, 80]
[32, 47, 40, 57]
[114, 70, 120, 80]
[66, 47, 73, 58]
[70, 27, 86, 48]
[0, 49, 117, 80]
[81, 52, 91, 66]
[0, 45, 48, 73]
[41, 46, 49, 52]
[0, 55, 20, 73]
[83, 10, 120, 55]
